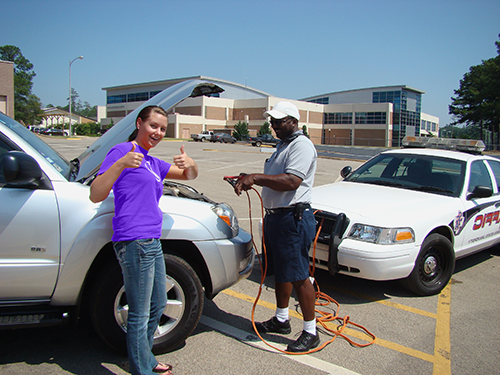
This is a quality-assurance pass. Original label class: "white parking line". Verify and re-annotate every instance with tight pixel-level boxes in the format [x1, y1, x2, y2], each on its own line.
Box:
[205, 160, 266, 172]
[200, 315, 361, 375]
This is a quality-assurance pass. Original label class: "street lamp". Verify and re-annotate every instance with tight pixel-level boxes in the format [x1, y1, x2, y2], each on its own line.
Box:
[69, 56, 83, 136]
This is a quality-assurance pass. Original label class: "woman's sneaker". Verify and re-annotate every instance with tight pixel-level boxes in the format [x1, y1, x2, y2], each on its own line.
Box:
[256, 317, 292, 334]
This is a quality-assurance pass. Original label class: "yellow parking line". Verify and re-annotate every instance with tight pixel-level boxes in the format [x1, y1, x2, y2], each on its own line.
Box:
[330, 286, 437, 319]
[222, 288, 439, 364]
[433, 283, 451, 375]
[350, 333, 435, 363]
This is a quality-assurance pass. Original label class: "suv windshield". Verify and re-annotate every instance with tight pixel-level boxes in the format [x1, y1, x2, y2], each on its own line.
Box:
[344, 152, 466, 197]
[0, 113, 72, 179]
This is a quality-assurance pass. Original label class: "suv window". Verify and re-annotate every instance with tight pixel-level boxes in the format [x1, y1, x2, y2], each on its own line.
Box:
[0, 113, 71, 180]
[0, 137, 14, 185]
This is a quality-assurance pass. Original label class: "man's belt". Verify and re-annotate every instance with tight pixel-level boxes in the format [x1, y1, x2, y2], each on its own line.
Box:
[265, 203, 311, 220]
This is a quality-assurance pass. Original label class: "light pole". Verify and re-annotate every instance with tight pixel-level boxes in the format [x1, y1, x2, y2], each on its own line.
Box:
[69, 56, 83, 136]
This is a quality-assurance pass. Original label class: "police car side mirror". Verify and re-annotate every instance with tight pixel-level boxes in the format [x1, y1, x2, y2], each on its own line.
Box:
[340, 166, 352, 179]
[466, 185, 493, 200]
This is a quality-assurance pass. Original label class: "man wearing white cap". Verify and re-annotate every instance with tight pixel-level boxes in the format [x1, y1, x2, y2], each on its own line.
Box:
[234, 101, 319, 352]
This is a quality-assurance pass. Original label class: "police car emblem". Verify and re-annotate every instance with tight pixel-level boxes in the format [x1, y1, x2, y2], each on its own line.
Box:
[453, 211, 465, 236]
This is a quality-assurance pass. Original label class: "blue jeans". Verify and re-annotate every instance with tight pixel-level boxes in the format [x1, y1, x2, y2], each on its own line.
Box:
[113, 239, 167, 375]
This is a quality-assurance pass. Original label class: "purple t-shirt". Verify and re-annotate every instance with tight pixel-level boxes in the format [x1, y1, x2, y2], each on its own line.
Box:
[98, 142, 171, 241]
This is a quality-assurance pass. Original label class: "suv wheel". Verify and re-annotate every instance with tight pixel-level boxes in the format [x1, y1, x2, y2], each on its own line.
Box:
[402, 233, 455, 296]
[255, 141, 262, 147]
[90, 254, 204, 354]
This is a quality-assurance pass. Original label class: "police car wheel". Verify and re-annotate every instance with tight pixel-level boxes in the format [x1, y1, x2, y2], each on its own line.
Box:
[403, 233, 455, 296]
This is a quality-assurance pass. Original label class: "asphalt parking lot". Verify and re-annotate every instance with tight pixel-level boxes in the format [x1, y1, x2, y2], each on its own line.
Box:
[0, 137, 498, 375]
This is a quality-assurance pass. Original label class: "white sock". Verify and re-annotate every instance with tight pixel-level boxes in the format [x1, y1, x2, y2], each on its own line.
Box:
[303, 319, 317, 335]
[275, 307, 289, 323]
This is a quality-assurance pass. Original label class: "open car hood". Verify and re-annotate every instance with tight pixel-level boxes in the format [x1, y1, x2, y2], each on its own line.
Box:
[75, 79, 224, 181]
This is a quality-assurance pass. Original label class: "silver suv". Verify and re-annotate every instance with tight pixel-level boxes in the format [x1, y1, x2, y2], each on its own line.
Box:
[0, 80, 254, 353]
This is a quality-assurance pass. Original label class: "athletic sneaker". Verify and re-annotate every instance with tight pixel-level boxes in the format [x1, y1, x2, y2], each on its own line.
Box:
[286, 330, 320, 352]
[256, 317, 292, 334]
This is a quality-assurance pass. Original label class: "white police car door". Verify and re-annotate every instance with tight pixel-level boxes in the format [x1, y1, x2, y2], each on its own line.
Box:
[457, 159, 500, 257]
[0, 140, 60, 301]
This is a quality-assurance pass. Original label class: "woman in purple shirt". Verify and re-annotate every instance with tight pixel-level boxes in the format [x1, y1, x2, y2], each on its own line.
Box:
[90, 105, 198, 375]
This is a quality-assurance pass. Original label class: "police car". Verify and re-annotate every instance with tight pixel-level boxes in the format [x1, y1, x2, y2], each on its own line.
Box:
[311, 137, 500, 295]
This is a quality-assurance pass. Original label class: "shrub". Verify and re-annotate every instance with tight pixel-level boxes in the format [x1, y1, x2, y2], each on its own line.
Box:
[74, 122, 101, 136]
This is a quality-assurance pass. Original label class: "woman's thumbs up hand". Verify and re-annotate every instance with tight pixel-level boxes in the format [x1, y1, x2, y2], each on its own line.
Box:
[121, 141, 144, 168]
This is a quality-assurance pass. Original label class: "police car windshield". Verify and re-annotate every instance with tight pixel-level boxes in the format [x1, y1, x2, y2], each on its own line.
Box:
[345, 153, 465, 197]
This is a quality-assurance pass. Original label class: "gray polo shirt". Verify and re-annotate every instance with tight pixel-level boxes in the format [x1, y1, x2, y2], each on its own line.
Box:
[261, 132, 317, 209]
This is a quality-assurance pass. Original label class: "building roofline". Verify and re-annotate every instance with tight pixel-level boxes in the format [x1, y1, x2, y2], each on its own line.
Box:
[102, 75, 272, 97]
[301, 85, 425, 100]
[101, 76, 203, 90]
[40, 107, 95, 121]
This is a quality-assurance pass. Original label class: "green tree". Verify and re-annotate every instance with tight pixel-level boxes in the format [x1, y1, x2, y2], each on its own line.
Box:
[16, 94, 43, 125]
[0, 45, 43, 124]
[257, 121, 272, 136]
[232, 121, 249, 140]
[60, 88, 97, 119]
[60, 88, 80, 112]
[439, 124, 481, 139]
[80, 101, 97, 118]
[449, 35, 500, 147]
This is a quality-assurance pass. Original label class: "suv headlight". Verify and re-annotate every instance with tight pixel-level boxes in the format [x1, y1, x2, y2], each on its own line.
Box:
[211, 202, 239, 237]
[348, 224, 414, 244]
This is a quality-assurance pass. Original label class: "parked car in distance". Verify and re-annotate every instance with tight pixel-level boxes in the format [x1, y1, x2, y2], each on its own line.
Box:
[42, 128, 68, 136]
[0, 80, 254, 354]
[248, 133, 279, 147]
[310, 136, 500, 296]
[211, 132, 236, 143]
[29, 126, 43, 134]
[191, 130, 214, 142]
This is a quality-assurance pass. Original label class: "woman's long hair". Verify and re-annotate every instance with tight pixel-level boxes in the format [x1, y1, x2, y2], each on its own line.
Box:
[128, 105, 168, 142]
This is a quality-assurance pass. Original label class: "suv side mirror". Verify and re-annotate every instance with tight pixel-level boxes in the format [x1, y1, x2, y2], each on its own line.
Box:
[467, 185, 493, 200]
[340, 166, 352, 179]
[1, 151, 43, 187]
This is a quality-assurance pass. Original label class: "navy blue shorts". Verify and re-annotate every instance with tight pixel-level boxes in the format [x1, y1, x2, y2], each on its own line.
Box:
[262, 208, 316, 283]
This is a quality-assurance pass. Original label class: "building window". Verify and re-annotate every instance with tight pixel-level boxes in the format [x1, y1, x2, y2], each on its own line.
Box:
[373, 90, 402, 110]
[128, 92, 149, 102]
[324, 112, 352, 124]
[355, 112, 387, 124]
[150, 90, 161, 98]
[309, 97, 329, 104]
[107, 94, 127, 104]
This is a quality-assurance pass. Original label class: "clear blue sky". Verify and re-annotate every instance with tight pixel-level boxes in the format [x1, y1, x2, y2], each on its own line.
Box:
[2, 0, 499, 126]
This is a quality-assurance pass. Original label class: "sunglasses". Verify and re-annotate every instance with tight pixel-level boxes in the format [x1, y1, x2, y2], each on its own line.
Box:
[270, 117, 291, 127]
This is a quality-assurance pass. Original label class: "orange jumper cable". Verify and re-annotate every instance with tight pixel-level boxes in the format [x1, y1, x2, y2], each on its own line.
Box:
[224, 176, 376, 355]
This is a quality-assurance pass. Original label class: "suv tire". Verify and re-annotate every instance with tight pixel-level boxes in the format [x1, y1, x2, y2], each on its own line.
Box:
[89, 253, 204, 354]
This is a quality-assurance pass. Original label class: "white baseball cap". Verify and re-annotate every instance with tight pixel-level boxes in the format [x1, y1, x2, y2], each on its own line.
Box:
[264, 101, 300, 121]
